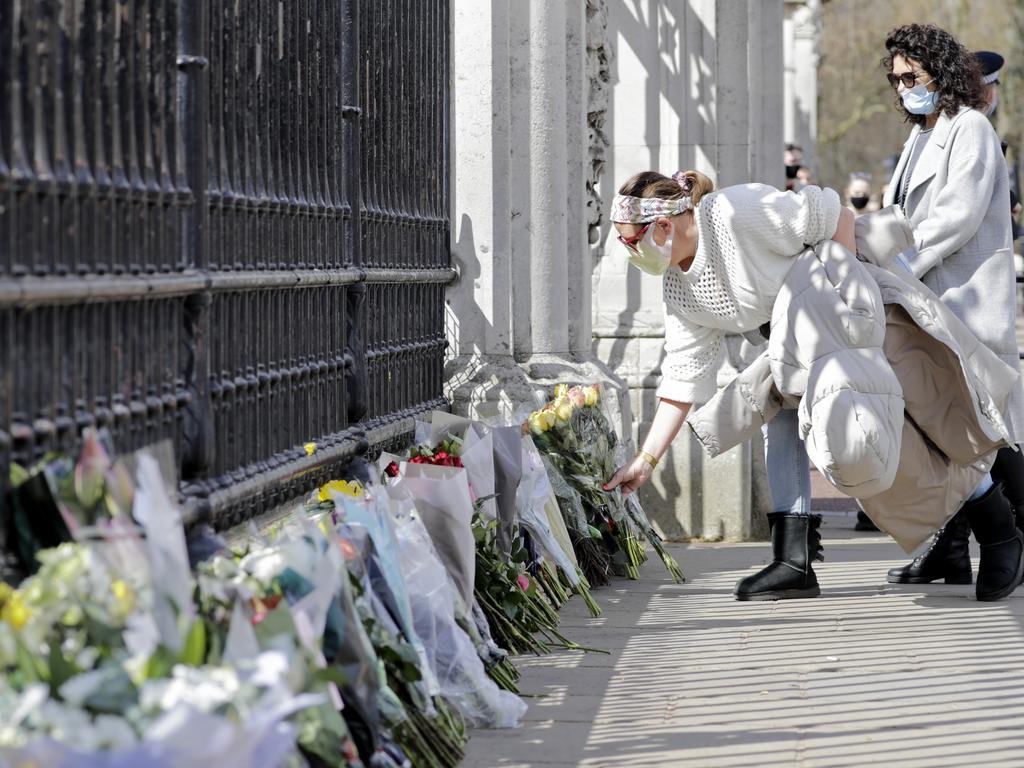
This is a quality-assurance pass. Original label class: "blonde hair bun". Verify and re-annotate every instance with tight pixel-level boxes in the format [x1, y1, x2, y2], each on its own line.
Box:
[672, 170, 714, 205]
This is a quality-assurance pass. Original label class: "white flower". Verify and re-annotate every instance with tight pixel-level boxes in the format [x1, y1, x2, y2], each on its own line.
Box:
[140, 664, 241, 715]
[245, 649, 290, 689]
[238, 548, 287, 584]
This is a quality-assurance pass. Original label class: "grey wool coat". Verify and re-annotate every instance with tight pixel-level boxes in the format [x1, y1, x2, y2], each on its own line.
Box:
[883, 105, 1024, 441]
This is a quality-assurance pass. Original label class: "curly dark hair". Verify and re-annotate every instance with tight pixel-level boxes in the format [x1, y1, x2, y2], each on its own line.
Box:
[882, 23, 986, 124]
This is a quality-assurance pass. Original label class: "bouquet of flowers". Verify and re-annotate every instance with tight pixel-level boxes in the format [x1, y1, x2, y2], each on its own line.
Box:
[381, 428, 601, 666]
[0, 456, 327, 768]
[528, 384, 684, 583]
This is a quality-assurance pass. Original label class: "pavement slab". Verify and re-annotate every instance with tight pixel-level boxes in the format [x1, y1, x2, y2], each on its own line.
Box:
[462, 511, 1024, 767]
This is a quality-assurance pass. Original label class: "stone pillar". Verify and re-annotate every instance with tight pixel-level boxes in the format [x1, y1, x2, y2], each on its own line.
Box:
[592, 0, 782, 541]
[749, 0, 786, 186]
[447, 0, 631, 433]
[783, 0, 821, 174]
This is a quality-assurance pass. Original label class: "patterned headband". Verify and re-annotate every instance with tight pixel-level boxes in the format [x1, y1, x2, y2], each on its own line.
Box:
[609, 171, 695, 223]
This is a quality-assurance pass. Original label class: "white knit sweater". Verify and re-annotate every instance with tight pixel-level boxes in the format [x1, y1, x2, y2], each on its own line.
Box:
[658, 183, 842, 403]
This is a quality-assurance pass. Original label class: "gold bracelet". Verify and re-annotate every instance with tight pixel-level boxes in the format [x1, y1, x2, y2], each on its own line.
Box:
[637, 450, 659, 469]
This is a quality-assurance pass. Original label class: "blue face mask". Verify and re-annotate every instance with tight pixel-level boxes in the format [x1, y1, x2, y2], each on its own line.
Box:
[901, 79, 938, 115]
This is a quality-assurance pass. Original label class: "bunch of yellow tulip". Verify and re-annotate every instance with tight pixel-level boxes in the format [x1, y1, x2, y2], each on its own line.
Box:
[527, 384, 601, 436]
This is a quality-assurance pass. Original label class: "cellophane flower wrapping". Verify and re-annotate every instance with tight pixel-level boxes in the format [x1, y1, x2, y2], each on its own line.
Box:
[386, 492, 526, 727]
[516, 437, 579, 584]
[387, 464, 477, 609]
[331, 489, 440, 700]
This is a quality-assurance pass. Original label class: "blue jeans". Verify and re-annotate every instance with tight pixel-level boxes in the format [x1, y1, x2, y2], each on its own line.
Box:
[764, 408, 811, 515]
[764, 407, 993, 513]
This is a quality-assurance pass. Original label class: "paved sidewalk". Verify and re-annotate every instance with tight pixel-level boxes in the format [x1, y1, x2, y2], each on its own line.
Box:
[463, 513, 1024, 767]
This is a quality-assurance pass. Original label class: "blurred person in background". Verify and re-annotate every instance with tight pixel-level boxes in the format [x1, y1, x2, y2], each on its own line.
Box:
[974, 50, 1021, 245]
[975, 50, 1002, 119]
[796, 166, 816, 188]
[785, 143, 803, 191]
[845, 172, 876, 215]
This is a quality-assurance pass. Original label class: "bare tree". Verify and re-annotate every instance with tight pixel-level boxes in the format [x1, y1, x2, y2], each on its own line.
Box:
[817, 0, 1023, 193]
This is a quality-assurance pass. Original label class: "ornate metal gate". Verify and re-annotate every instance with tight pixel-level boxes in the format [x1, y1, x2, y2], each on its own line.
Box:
[0, 0, 452, 529]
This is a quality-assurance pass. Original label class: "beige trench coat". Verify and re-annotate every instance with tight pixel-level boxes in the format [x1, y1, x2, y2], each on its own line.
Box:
[686, 207, 1019, 552]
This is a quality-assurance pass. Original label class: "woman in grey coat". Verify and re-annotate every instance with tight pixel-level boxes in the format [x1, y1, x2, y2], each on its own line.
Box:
[881, 23, 1024, 598]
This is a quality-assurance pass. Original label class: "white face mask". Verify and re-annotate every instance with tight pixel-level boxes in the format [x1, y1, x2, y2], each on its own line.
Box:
[900, 79, 938, 115]
[627, 222, 674, 276]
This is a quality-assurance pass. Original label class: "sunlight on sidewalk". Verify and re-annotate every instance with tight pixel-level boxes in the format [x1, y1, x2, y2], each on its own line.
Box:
[463, 520, 1024, 768]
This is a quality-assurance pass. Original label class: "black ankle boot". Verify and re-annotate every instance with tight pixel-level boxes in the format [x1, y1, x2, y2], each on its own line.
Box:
[855, 510, 879, 532]
[965, 483, 1024, 602]
[992, 447, 1024, 535]
[735, 513, 823, 601]
[887, 508, 972, 585]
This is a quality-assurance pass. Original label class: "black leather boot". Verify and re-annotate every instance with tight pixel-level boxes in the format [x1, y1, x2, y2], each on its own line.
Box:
[964, 483, 1024, 602]
[855, 510, 879, 531]
[735, 513, 823, 601]
[886, 508, 972, 585]
[991, 447, 1024, 534]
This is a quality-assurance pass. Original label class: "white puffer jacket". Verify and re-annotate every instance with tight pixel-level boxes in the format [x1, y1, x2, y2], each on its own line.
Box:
[686, 207, 1019, 551]
[770, 240, 905, 498]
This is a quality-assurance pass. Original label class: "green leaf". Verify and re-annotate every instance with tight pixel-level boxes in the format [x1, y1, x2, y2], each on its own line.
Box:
[8, 463, 30, 489]
[80, 607, 125, 651]
[180, 618, 207, 666]
[141, 646, 177, 681]
[312, 666, 348, 688]
[15, 635, 46, 683]
[296, 697, 351, 767]
[502, 594, 521, 620]
[253, 604, 299, 647]
[47, 643, 80, 694]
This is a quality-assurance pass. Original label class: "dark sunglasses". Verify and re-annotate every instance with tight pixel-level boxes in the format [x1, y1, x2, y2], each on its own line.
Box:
[617, 223, 651, 250]
[887, 70, 927, 89]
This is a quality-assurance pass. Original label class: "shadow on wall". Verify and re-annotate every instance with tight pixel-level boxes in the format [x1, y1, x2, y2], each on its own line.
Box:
[446, 213, 518, 414]
[446, 213, 581, 418]
[595, 2, 717, 538]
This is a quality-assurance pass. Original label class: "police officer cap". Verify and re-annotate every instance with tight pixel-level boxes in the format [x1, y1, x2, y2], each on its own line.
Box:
[975, 51, 1004, 84]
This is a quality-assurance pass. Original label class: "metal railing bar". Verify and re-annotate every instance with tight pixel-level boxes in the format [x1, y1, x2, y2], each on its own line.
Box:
[0, 268, 367, 306]
[181, 428, 366, 521]
[362, 267, 456, 284]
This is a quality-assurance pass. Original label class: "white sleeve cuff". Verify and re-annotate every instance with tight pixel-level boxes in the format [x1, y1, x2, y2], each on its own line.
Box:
[657, 375, 717, 405]
[819, 187, 843, 246]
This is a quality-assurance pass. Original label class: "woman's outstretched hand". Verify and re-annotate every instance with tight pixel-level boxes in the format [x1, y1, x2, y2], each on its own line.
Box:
[603, 454, 655, 496]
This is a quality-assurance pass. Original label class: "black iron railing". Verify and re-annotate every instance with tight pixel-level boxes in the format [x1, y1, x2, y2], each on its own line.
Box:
[0, 0, 452, 529]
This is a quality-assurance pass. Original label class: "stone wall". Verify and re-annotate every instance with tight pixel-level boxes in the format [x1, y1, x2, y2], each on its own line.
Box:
[591, 0, 784, 540]
[445, 0, 632, 437]
[447, 0, 787, 541]
[784, 0, 822, 175]
[585, 0, 611, 248]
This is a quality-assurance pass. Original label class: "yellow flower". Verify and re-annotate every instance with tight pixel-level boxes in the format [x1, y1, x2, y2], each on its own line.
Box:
[110, 579, 135, 617]
[528, 412, 547, 436]
[304, 442, 317, 456]
[318, 479, 364, 503]
[540, 410, 557, 431]
[584, 385, 600, 407]
[554, 401, 573, 427]
[0, 591, 30, 630]
[532, 411, 557, 436]
[553, 383, 569, 399]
